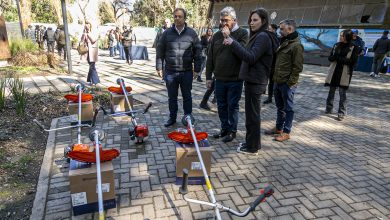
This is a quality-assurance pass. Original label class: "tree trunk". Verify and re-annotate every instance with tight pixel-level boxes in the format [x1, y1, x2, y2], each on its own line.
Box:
[50, 0, 63, 25]
[19, 0, 31, 30]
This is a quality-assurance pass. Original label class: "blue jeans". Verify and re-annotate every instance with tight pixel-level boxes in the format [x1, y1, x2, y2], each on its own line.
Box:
[164, 70, 193, 119]
[117, 42, 125, 60]
[274, 83, 296, 134]
[109, 46, 115, 57]
[215, 80, 243, 133]
[87, 61, 100, 85]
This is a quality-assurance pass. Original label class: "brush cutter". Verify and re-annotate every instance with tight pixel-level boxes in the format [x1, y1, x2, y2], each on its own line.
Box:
[34, 84, 120, 163]
[89, 128, 106, 220]
[174, 115, 274, 219]
[99, 78, 152, 143]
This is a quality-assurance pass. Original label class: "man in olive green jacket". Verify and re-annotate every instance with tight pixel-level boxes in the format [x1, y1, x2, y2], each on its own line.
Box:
[265, 19, 304, 142]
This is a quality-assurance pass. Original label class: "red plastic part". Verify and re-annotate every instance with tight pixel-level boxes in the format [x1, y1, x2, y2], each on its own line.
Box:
[168, 127, 208, 143]
[108, 86, 132, 94]
[68, 148, 120, 163]
[135, 124, 149, 137]
[64, 94, 93, 102]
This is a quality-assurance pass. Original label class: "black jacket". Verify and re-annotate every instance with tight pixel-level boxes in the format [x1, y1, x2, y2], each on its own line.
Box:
[231, 30, 277, 89]
[373, 36, 390, 55]
[156, 24, 202, 73]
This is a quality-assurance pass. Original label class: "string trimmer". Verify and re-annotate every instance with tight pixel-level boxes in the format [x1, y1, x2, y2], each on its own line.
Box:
[170, 115, 274, 219]
[34, 84, 120, 163]
[100, 78, 152, 143]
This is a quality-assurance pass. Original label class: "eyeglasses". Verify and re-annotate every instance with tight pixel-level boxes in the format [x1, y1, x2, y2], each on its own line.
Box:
[220, 19, 233, 23]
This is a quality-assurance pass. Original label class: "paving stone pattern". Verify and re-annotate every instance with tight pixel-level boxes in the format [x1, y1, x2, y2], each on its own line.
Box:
[34, 49, 390, 220]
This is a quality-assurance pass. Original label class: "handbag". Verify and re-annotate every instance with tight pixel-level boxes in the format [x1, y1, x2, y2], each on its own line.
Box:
[77, 41, 88, 55]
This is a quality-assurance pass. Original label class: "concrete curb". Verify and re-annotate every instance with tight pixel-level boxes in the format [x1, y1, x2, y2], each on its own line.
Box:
[29, 118, 58, 220]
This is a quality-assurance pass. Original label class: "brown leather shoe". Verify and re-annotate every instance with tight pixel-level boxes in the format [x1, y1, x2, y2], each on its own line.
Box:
[275, 133, 290, 142]
[264, 127, 283, 136]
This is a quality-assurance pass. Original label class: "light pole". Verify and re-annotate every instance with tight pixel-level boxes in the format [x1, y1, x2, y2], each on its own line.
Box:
[61, 0, 72, 74]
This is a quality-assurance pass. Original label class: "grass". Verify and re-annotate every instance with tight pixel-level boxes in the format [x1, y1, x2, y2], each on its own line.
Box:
[10, 77, 27, 116]
[9, 39, 39, 56]
[0, 66, 40, 74]
[0, 77, 6, 110]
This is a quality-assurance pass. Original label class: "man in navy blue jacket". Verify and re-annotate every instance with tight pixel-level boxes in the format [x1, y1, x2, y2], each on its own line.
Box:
[156, 8, 202, 127]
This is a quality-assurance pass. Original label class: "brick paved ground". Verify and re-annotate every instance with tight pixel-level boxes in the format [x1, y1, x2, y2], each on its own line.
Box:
[30, 48, 390, 220]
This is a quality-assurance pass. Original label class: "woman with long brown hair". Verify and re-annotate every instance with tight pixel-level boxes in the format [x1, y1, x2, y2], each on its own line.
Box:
[80, 21, 100, 86]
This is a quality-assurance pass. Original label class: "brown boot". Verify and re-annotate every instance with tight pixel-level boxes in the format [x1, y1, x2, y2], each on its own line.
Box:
[264, 127, 282, 136]
[275, 133, 290, 142]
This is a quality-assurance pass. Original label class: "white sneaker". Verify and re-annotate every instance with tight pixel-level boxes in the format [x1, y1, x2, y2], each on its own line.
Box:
[375, 74, 380, 78]
[369, 72, 375, 76]
[384, 73, 390, 76]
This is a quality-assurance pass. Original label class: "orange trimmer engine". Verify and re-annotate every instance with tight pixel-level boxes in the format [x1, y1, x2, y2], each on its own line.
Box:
[129, 124, 149, 142]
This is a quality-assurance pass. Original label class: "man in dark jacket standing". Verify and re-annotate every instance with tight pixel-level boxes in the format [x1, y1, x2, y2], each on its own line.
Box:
[122, 26, 136, 65]
[44, 27, 55, 53]
[55, 26, 66, 60]
[156, 8, 202, 127]
[370, 30, 390, 78]
[265, 19, 304, 142]
[206, 6, 248, 142]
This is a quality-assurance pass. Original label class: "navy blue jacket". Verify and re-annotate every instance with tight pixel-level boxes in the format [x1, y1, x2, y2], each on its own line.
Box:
[156, 24, 202, 73]
[231, 30, 277, 89]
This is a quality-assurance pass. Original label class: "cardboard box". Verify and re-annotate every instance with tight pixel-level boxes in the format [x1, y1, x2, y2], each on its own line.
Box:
[68, 100, 94, 123]
[175, 139, 213, 185]
[69, 160, 116, 216]
[110, 92, 133, 113]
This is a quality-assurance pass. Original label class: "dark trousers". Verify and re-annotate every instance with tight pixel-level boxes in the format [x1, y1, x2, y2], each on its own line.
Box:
[274, 83, 296, 134]
[326, 86, 347, 116]
[87, 57, 100, 85]
[245, 82, 262, 150]
[123, 46, 133, 62]
[267, 72, 274, 100]
[164, 70, 193, 119]
[215, 80, 243, 133]
[371, 54, 386, 74]
[200, 79, 215, 105]
[47, 41, 55, 53]
[57, 44, 66, 60]
[109, 46, 115, 57]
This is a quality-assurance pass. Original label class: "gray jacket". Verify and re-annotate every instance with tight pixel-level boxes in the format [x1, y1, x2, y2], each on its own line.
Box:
[373, 36, 390, 55]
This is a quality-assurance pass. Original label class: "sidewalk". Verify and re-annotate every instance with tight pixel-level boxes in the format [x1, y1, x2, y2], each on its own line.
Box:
[30, 49, 390, 220]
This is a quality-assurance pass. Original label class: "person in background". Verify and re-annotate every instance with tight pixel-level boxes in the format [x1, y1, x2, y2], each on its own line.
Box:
[115, 27, 125, 60]
[156, 8, 202, 127]
[198, 28, 213, 82]
[122, 26, 136, 65]
[223, 8, 278, 155]
[351, 29, 365, 69]
[325, 29, 358, 121]
[264, 19, 304, 142]
[25, 25, 34, 41]
[370, 30, 390, 78]
[81, 21, 100, 86]
[153, 18, 171, 48]
[263, 23, 280, 104]
[108, 29, 117, 57]
[206, 6, 248, 143]
[44, 27, 56, 53]
[35, 25, 44, 49]
[55, 25, 66, 60]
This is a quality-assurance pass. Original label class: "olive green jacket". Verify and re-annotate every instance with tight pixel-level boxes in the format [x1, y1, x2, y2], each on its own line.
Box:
[273, 37, 304, 87]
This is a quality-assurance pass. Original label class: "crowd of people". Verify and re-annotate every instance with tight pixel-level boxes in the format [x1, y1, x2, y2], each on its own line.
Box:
[154, 6, 387, 155]
[24, 24, 67, 60]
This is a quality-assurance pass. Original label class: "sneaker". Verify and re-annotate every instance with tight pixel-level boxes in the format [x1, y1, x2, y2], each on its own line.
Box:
[222, 132, 236, 143]
[199, 103, 211, 111]
[275, 132, 290, 142]
[384, 73, 390, 76]
[337, 114, 344, 121]
[213, 130, 228, 138]
[197, 76, 203, 82]
[263, 99, 272, 104]
[264, 127, 283, 136]
[237, 143, 259, 155]
[325, 109, 332, 114]
[369, 72, 375, 77]
[374, 74, 380, 78]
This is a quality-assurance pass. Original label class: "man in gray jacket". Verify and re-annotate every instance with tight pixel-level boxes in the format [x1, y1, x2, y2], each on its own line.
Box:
[370, 30, 390, 78]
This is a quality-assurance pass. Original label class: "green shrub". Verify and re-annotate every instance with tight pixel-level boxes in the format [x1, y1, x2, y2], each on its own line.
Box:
[0, 77, 6, 110]
[10, 77, 27, 116]
[9, 39, 39, 56]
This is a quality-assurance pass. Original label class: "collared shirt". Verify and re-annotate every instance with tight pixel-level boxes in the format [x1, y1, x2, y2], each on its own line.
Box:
[231, 23, 239, 32]
[175, 26, 185, 35]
